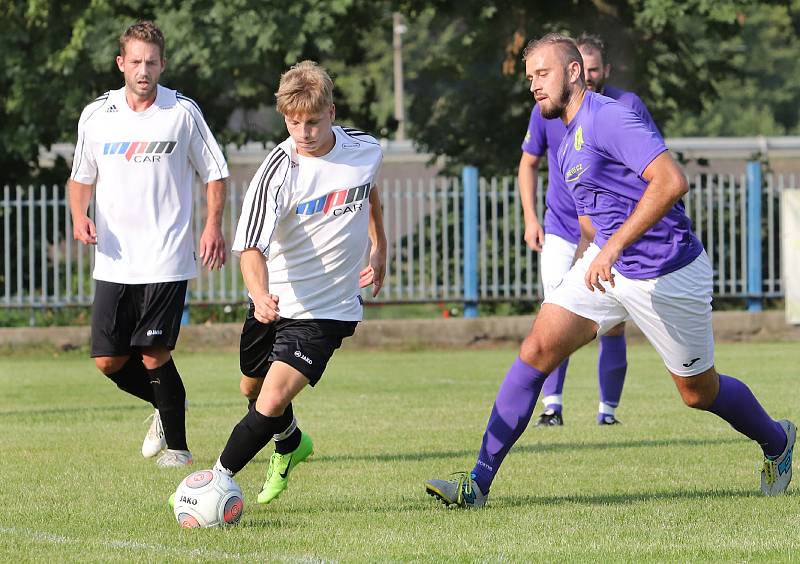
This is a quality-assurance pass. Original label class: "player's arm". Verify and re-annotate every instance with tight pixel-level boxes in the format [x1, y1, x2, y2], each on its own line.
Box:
[359, 187, 387, 297]
[67, 179, 97, 245]
[199, 179, 227, 270]
[575, 215, 595, 261]
[518, 152, 545, 252]
[240, 248, 279, 323]
[585, 151, 687, 292]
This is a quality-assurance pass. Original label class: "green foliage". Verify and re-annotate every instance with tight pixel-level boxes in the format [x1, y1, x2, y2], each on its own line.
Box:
[402, 0, 794, 174]
[2, 1, 799, 182]
[664, 2, 800, 136]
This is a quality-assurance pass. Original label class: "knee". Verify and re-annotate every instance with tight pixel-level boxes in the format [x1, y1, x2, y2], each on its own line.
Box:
[95, 356, 127, 375]
[519, 334, 547, 366]
[678, 388, 714, 410]
[256, 396, 289, 417]
[604, 323, 625, 337]
[239, 377, 262, 400]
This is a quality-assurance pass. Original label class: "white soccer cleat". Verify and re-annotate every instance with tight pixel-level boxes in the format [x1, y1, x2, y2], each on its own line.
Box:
[156, 449, 194, 468]
[425, 471, 487, 509]
[142, 409, 166, 458]
[761, 419, 795, 496]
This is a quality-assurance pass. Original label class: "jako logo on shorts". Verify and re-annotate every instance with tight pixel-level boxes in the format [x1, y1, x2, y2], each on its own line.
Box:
[103, 141, 177, 162]
[296, 183, 371, 216]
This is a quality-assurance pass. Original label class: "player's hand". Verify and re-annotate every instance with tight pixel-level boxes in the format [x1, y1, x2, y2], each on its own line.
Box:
[585, 245, 620, 293]
[524, 220, 545, 252]
[72, 215, 97, 245]
[199, 225, 226, 270]
[252, 292, 280, 324]
[359, 244, 387, 297]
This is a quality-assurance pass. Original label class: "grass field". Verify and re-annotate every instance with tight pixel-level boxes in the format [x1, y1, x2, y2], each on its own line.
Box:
[1, 341, 799, 561]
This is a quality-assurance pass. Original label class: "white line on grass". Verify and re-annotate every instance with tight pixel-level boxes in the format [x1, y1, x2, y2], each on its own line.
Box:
[0, 526, 289, 561]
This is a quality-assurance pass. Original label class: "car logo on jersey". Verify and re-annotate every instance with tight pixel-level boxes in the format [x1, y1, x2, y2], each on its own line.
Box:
[573, 126, 584, 151]
[565, 163, 589, 183]
[295, 183, 371, 216]
[103, 141, 177, 162]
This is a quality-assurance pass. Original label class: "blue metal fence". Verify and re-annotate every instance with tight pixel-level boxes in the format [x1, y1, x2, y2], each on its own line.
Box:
[1, 163, 795, 318]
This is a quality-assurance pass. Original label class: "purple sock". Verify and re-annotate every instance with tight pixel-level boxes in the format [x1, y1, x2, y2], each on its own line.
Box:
[541, 359, 568, 411]
[472, 357, 548, 494]
[598, 335, 627, 408]
[707, 374, 786, 457]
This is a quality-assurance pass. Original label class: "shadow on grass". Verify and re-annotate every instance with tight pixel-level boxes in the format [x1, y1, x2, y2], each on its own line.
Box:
[0, 399, 243, 419]
[309, 437, 747, 464]
[496, 487, 766, 508]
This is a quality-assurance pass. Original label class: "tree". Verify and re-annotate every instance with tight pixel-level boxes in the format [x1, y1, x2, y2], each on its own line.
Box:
[0, 0, 390, 183]
[400, 0, 792, 174]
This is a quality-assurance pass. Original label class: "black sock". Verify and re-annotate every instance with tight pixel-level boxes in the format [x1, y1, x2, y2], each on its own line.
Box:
[219, 408, 282, 474]
[148, 358, 187, 450]
[105, 356, 156, 407]
[273, 403, 302, 454]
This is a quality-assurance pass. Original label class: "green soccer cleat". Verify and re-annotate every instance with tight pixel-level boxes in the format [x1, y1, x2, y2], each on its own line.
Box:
[761, 419, 796, 496]
[168, 492, 175, 509]
[425, 471, 487, 509]
[257, 431, 314, 504]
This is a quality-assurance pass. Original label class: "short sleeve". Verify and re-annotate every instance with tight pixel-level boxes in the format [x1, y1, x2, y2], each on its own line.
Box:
[521, 106, 548, 156]
[594, 102, 667, 178]
[232, 148, 290, 256]
[178, 96, 229, 183]
[70, 108, 99, 185]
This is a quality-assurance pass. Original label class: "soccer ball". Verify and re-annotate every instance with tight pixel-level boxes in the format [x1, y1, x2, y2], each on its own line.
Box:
[173, 469, 244, 528]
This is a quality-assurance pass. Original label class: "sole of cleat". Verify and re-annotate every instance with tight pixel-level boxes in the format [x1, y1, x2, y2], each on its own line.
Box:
[425, 485, 454, 507]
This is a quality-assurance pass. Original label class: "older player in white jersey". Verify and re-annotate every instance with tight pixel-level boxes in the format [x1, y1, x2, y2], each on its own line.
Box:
[209, 61, 386, 505]
[68, 21, 228, 467]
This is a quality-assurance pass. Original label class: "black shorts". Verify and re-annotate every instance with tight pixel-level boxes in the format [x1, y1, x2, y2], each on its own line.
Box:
[239, 303, 357, 386]
[91, 280, 188, 357]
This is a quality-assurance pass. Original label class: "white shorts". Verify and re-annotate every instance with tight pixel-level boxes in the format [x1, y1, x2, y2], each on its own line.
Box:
[540, 234, 578, 298]
[544, 244, 715, 377]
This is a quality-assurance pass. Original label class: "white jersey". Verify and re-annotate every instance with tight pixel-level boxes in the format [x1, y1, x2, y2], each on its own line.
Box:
[233, 126, 383, 320]
[70, 85, 229, 284]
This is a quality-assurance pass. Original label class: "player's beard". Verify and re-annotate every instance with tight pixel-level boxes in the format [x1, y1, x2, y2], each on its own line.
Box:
[128, 75, 156, 100]
[586, 77, 605, 93]
[539, 75, 570, 120]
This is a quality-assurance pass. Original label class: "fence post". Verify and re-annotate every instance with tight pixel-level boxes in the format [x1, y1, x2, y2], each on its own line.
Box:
[462, 166, 479, 318]
[746, 160, 763, 312]
[181, 290, 190, 325]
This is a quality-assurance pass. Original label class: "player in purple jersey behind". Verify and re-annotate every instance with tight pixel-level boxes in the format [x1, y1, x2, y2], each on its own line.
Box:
[425, 33, 794, 508]
[519, 33, 660, 427]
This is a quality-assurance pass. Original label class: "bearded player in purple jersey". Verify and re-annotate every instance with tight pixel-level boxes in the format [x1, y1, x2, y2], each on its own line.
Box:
[425, 33, 794, 508]
[520, 33, 660, 428]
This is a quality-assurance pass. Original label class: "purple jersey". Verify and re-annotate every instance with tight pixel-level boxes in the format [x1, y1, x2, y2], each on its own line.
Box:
[521, 85, 660, 243]
[557, 91, 703, 278]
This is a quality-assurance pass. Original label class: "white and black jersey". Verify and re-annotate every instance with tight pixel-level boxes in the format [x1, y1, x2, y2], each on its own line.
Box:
[233, 126, 383, 320]
[70, 85, 229, 284]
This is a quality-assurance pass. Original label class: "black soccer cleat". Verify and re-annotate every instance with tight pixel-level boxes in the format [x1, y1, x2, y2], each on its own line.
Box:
[534, 410, 563, 427]
[597, 414, 622, 426]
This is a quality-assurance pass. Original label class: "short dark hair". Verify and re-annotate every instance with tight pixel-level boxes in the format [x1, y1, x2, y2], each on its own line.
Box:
[119, 20, 165, 60]
[521, 33, 584, 76]
[576, 32, 607, 64]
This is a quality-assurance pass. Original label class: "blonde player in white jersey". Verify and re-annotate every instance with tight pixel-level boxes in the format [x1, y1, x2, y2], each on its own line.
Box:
[68, 21, 229, 467]
[209, 60, 387, 505]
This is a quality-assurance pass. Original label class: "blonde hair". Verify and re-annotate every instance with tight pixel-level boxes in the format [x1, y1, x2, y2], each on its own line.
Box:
[522, 33, 583, 76]
[275, 61, 333, 116]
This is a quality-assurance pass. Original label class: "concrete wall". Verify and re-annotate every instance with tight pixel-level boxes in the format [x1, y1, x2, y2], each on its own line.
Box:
[2, 311, 798, 353]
